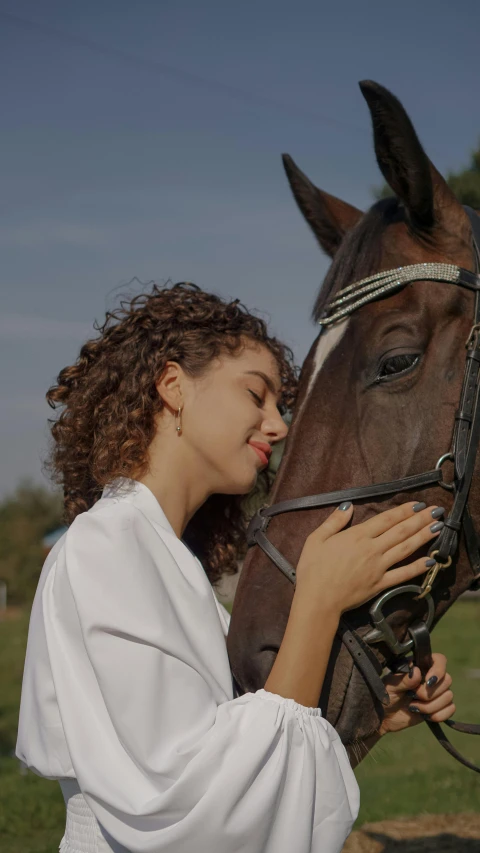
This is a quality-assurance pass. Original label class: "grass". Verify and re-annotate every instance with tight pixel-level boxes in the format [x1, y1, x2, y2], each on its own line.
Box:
[1, 602, 479, 852]
[355, 598, 480, 824]
[0, 612, 65, 853]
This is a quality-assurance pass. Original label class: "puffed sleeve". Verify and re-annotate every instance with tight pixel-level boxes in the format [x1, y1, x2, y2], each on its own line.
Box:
[32, 503, 359, 853]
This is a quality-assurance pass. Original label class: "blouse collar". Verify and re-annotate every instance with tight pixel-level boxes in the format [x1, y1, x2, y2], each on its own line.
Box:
[101, 478, 177, 537]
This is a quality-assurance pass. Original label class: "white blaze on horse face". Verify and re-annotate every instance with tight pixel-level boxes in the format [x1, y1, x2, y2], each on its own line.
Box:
[305, 319, 350, 404]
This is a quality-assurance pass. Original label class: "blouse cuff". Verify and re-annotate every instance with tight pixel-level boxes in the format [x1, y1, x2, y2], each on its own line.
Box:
[255, 688, 323, 717]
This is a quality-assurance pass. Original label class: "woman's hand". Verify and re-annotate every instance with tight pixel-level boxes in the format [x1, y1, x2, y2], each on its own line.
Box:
[295, 501, 445, 615]
[346, 653, 455, 768]
[379, 653, 455, 735]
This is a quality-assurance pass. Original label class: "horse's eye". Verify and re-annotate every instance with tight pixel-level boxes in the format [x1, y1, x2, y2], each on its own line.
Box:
[377, 353, 420, 382]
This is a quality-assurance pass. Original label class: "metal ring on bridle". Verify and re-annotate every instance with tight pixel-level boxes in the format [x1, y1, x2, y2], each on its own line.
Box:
[364, 584, 435, 655]
[428, 549, 452, 570]
[466, 322, 480, 349]
[435, 452, 455, 491]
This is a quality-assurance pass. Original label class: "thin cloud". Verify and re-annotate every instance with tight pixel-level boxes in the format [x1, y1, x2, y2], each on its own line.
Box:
[0, 313, 97, 342]
[0, 221, 109, 249]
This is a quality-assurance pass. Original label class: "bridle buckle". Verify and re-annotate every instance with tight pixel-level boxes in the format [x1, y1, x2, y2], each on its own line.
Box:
[246, 507, 270, 547]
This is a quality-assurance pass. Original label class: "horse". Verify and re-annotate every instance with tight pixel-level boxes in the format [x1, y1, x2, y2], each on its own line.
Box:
[227, 80, 480, 767]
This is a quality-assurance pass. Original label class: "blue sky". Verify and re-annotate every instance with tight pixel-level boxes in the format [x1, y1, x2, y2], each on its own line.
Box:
[1, 0, 479, 497]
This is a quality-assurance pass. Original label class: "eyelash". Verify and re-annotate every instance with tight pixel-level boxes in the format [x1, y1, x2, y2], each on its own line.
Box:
[249, 389, 263, 407]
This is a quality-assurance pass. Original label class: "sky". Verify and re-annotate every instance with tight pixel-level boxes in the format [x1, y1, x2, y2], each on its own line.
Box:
[1, 0, 479, 497]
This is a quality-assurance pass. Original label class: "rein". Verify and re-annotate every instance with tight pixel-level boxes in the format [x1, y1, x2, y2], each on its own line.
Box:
[246, 206, 480, 772]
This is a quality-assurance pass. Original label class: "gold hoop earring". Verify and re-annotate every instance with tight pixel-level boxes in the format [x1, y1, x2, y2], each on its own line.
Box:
[175, 406, 183, 436]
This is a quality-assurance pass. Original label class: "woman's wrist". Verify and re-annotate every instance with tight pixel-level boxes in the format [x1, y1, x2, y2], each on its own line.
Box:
[292, 584, 342, 624]
[264, 589, 341, 708]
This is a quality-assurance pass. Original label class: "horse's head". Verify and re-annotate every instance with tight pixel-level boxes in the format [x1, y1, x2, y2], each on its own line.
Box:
[227, 81, 480, 744]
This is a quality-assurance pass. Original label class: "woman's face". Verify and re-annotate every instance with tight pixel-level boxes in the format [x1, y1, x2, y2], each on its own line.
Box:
[183, 342, 289, 495]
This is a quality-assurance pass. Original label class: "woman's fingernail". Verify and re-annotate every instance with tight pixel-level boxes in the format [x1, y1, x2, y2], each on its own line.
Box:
[430, 521, 444, 533]
[427, 675, 438, 687]
[425, 558, 436, 568]
[406, 690, 418, 699]
[408, 664, 415, 679]
[431, 507, 445, 519]
[413, 502, 427, 512]
[338, 502, 352, 511]
[409, 705, 420, 713]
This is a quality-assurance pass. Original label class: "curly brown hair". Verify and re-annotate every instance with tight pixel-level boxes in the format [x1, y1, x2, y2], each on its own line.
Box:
[46, 282, 298, 585]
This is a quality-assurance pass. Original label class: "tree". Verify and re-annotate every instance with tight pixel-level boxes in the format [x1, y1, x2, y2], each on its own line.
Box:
[373, 142, 480, 208]
[446, 145, 480, 208]
[0, 481, 63, 605]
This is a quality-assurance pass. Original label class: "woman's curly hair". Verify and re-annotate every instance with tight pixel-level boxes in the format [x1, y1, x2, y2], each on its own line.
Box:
[46, 282, 298, 585]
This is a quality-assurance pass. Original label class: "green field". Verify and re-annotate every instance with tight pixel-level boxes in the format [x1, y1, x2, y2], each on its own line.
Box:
[356, 598, 480, 822]
[1, 602, 479, 852]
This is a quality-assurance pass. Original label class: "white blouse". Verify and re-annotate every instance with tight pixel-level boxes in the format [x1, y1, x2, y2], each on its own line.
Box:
[16, 478, 359, 853]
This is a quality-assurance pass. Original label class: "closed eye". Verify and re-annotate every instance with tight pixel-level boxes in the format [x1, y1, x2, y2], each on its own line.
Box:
[376, 353, 420, 383]
[249, 389, 264, 406]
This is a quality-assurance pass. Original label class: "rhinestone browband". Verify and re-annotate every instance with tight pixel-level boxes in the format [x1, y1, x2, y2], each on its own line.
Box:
[318, 262, 461, 327]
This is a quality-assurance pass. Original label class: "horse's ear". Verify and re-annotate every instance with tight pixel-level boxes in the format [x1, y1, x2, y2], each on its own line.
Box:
[359, 80, 463, 230]
[282, 154, 363, 258]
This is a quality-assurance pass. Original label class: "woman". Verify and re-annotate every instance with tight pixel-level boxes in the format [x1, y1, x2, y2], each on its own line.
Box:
[16, 282, 454, 853]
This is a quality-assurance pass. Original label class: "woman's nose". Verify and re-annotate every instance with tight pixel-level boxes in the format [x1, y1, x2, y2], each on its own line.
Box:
[261, 411, 289, 443]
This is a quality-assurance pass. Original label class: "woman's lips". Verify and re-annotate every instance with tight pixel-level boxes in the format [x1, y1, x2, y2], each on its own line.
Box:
[248, 442, 271, 467]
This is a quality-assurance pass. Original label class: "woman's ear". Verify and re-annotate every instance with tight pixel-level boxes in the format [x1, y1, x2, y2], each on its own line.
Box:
[155, 362, 184, 411]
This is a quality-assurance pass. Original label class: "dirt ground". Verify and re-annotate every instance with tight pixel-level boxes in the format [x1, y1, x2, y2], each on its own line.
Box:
[342, 813, 480, 852]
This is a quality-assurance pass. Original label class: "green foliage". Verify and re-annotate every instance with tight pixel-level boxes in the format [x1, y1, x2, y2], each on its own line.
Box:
[373, 182, 395, 201]
[373, 141, 480, 208]
[446, 166, 480, 210]
[0, 482, 63, 605]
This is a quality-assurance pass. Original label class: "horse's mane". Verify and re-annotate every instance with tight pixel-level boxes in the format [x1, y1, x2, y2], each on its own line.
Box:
[312, 197, 404, 322]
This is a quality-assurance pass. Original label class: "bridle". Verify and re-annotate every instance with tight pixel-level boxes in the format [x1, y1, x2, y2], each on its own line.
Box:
[245, 206, 480, 772]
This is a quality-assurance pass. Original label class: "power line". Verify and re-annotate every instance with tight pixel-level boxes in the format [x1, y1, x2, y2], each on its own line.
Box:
[0, 8, 367, 135]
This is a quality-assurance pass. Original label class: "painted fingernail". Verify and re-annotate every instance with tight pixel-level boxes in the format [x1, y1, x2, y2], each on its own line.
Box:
[430, 521, 444, 533]
[427, 675, 438, 687]
[338, 502, 352, 511]
[409, 705, 420, 713]
[425, 558, 436, 568]
[408, 664, 415, 679]
[406, 690, 418, 699]
[431, 507, 445, 519]
[413, 502, 427, 512]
